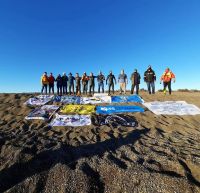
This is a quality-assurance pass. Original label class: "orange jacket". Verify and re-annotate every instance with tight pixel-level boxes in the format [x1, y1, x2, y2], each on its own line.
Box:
[41, 75, 49, 85]
[161, 70, 175, 82]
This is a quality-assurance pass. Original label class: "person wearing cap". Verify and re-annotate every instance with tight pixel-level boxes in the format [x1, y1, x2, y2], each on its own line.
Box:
[130, 69, 141, 95]
[97, 71, 105, 93]
[75, 73, 81, 95]
[82, 72, 89, 95]
[62, 72, 68, 95]
[55, 74, 63, 95]
[144, 65, 156, 94]
[118, 69, 128, 94]
[41, 72, 49, 94]
[160, 67, 176, 95]
[68, 72, 75, 95]
[89, 72, 97, 95]
[106, 71, 117, 95]
[48, 72, 55, 94]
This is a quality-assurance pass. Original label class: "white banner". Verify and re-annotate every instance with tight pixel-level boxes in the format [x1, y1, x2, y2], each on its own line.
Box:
[24, 95, 54, 106]
[50, 114, 91, 127]
[143, 101, 200, 115]
[80, 96, 111, 104]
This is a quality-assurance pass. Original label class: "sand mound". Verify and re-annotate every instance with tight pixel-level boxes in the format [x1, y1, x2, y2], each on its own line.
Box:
[0, 92, 200, 193]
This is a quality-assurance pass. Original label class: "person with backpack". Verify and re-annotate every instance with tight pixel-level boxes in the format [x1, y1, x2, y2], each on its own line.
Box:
[144, 65, 156, 94]
[118, 69, 128, 94]
[55, 74, 63, 95]
[68, 72, 75, 95]
[41, 72, 49, 94]
[160, 67, 176, 95]
[82, 72, 89, 95]
[106, 71, 117, 95]
[130, 69, 141, 95]
[48, 72, 55, 94]
[62, 72, 68, 95]
[89, 72, 96, 95]
[75, 73, 81, 95]
[97, 71, 105, 93]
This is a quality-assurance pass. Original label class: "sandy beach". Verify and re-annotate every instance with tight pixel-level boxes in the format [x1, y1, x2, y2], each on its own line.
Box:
[0, 91, 200, 193]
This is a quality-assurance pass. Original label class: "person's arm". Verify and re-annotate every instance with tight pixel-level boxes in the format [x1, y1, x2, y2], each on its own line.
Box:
[160, 74, 163, 84]
[171, 72, 176, 83]
[118, 74, 120, 83]
[144, 71, 147, 82]
[153, 71, 156, 81]
[106, 76, 108, 85]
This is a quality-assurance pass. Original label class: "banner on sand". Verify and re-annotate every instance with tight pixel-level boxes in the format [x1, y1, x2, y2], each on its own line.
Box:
[80, 96, 111, 104]
[111, 95, 144, 104]
[60, 105, 96, 115]
[96, 105, 144, 115]
[54, 96, 80, 104]
[93, 93, 108, 97]
[24, 95, 54, 106]
[143, 101, 200, 115]
[92, 114, 137, 127]
[50, 114, 91, 127]
[25, 105, 59, 120]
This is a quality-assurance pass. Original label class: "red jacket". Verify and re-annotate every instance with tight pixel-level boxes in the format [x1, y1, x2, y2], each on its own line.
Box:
[48, 75, 55, 84]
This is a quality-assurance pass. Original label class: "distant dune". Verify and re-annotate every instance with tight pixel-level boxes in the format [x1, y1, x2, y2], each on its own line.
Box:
[0, 91, 200, 193]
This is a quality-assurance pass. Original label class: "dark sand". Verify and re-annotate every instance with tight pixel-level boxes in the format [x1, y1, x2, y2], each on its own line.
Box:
[0, 91, 200, 193]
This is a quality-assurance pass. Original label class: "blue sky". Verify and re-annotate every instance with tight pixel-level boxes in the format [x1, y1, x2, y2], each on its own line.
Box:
[0, 0, 200, 93]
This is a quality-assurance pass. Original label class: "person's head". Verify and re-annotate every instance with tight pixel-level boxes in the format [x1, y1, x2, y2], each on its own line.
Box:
[63, 72, 66, 76]
[84, 72, 86, 76]
[148, 65, 152, 71]
[44, 72, 47, 76]
[121, 69, 124, 74]
[134, 69, 137, 73]
[165, 68, 170, 72]
[99, 71, 102, 75]
[109, 71, 112, 75]
[76, 73, 79, 77]
[90, 72, 93, 76]
[69, 72, 72, 76]
[58, 74, 61, 77]
[50, 72, 53, 76]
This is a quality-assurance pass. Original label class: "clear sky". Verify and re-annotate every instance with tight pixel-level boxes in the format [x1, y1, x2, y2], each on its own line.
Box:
[0, 0, 200, 93]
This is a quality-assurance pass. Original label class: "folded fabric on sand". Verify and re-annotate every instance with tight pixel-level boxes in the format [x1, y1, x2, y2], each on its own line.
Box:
[96, 105, 144, 114]
[143, 101, 200, 115]
[93, 93, 108, 97]
[80, 96, 111, 104]
[111, 95, 144, 103]
[50, 114, 91, 127]
[24, 95, 54, 106]
[54, 96, 80, 104]
[92, 114, 138, 127]
[60, 105, 96, 115]
[25, 105, 59, 120]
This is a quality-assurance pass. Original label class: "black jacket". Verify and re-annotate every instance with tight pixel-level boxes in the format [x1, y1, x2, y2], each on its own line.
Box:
[144, 69, 156, 82]
[131, 72, 141, 85]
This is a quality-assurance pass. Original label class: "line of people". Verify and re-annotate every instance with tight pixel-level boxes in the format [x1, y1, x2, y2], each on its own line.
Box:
[41, 65, 176, 95]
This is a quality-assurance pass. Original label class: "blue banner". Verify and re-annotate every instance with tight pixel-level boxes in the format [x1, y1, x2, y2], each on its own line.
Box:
[54, 96, 80, 104]
[96, 105, 145, 114]
[111, 95, 144, 103]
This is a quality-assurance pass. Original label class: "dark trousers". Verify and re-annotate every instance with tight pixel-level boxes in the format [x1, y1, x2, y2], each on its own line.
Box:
[62, 84, 68, 95]
[108, 83, 114, 94]
[98, 82, 104, 93]
[76, 84, 81, 95]
[163, 81, 172, 94]
[146, 82, 155, 94]
[41, 84, 48, 94]
[83, 84, 88, 95]
[131, 84, 139, 95]
[57, 85, 62, 95]
[49, 84, 54, 94]
[69, 84, 74, 95]
[89, 84, 95, 95]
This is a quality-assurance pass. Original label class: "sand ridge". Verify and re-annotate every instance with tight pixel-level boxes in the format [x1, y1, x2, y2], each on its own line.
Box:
[0, 92, 200, 193]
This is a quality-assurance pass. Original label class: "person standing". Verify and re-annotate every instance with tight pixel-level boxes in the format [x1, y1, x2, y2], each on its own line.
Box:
[68, 72, 75, 95]
[118, 69, 128, 94]
[97, 71, 105, 93]
[41, 72, 49, 95]
[75, 73, 81, 95]
[144, 65, 156, 94]
[89, 72, 96, 95]
[130, 69, 141, 95]
[106, 71, 117, 95]
[82, 72, 89, 95]
[62, 72, 68, 95]
[48, 72, 55, 94]
[160, 68, 176, 95]
[56, 74, 62, 95]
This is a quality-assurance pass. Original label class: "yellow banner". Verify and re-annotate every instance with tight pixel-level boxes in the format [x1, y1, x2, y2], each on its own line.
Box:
[60, 105, 95, 115]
